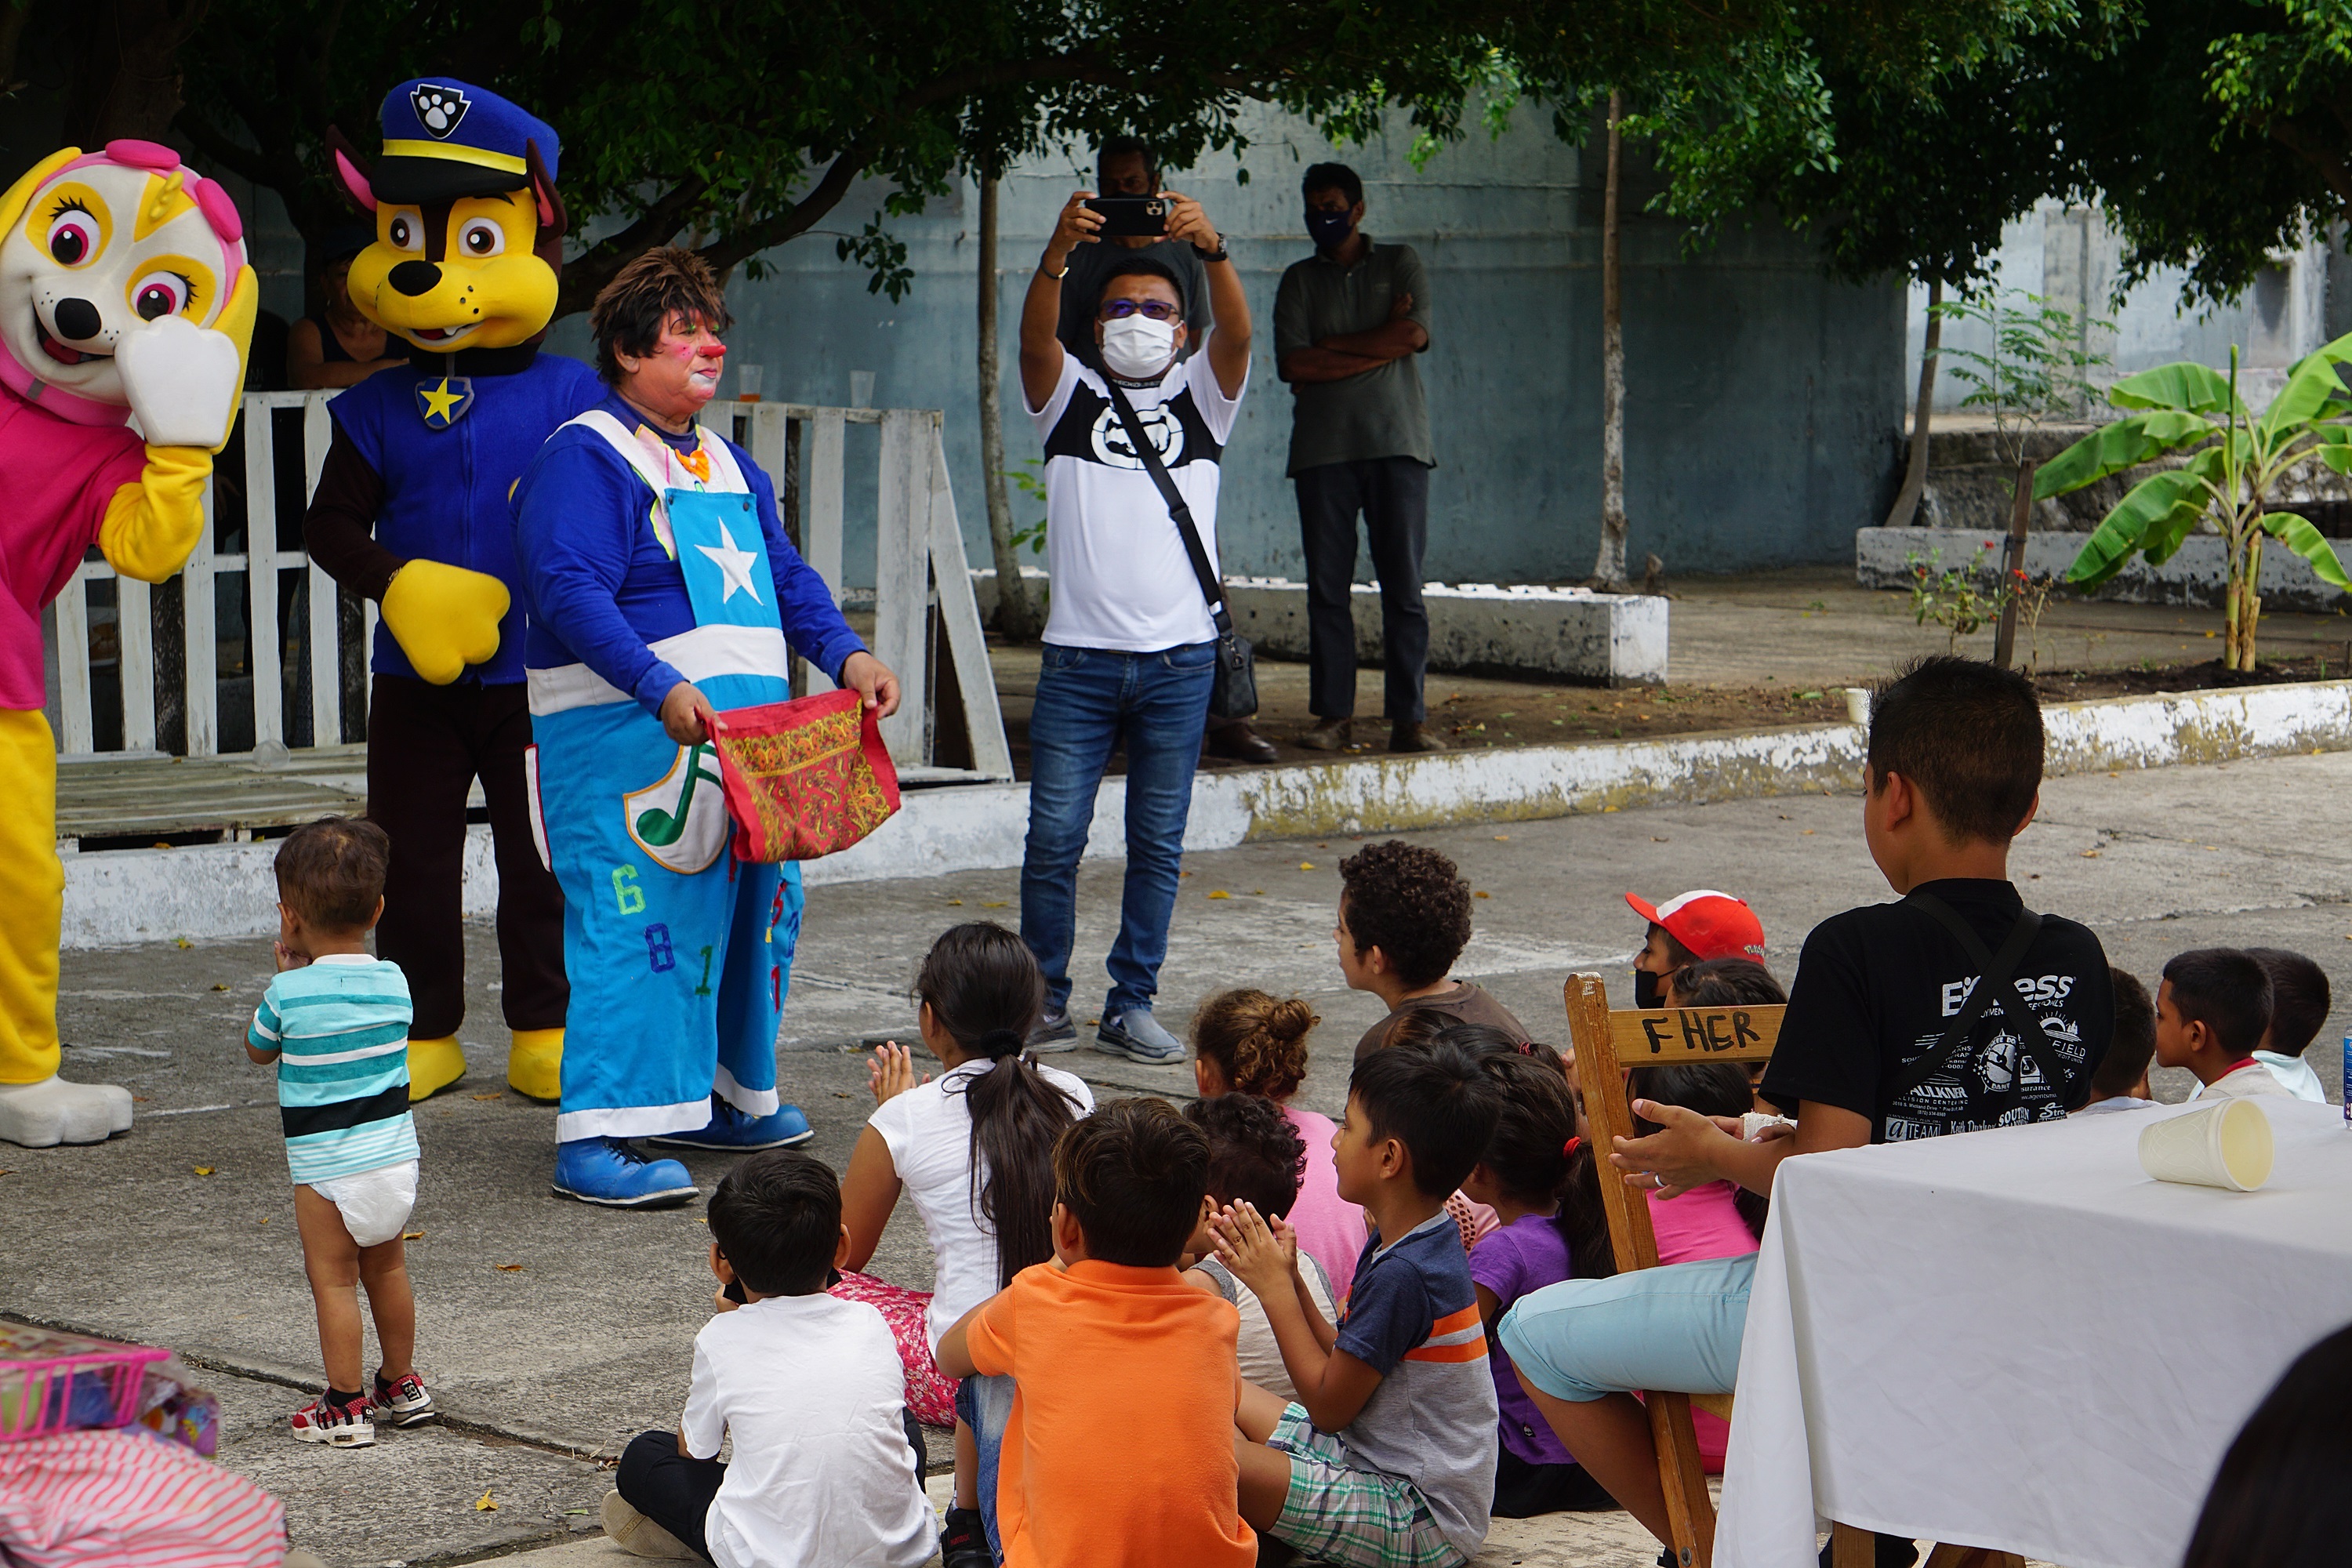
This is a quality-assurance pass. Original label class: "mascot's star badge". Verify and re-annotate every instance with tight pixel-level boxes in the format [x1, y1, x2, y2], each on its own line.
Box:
[417, 374, 474, 428]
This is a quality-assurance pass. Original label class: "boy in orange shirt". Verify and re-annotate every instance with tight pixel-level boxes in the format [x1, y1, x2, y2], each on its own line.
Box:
[938, 1098, 1254, 1568]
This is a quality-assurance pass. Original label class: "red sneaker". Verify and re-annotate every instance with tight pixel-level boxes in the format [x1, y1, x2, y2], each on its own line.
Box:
[372, 1370, 437, 1428]
[289, 1392, 375, 1446]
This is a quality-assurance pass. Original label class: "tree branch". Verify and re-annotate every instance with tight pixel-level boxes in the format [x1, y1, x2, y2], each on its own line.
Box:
[2269, 116, 2352, 208]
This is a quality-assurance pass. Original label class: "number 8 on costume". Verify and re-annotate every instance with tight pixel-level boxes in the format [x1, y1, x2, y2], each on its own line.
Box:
[515, 379, 868, 1207]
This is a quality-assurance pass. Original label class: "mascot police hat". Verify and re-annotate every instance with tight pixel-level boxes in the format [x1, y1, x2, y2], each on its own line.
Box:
[368, 79, 561, 205]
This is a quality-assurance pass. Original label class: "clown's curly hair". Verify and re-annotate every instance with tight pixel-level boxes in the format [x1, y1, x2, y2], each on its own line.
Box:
[589, 246, 733, 384]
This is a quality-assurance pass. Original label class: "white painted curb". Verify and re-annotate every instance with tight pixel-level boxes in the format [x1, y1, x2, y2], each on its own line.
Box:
[61, 680, 2352, 947]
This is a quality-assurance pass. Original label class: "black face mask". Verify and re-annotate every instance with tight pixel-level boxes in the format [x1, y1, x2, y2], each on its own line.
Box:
[1305, 209, 1353, 251]
[1633, 969, 1665, 1010]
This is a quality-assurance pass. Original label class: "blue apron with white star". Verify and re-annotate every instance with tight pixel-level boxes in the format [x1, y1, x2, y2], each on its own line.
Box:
[527, 412, 800, 1143]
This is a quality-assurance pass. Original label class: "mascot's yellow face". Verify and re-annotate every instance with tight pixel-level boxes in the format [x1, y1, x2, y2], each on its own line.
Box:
[347, 191, 556, 351]
[0, 147, 252, 407]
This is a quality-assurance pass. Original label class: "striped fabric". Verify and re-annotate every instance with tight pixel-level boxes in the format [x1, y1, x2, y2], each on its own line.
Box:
[249, 953, 418, 1185]
[0, 1428, 286, 1566]
[1401, 1302, 1490, 1364]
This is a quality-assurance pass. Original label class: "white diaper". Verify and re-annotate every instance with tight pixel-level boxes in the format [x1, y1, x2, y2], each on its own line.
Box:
[306, 1160, 419, 1247]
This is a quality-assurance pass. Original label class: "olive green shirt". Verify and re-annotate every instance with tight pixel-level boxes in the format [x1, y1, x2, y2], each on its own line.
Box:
[1274, 238, 1435, 475]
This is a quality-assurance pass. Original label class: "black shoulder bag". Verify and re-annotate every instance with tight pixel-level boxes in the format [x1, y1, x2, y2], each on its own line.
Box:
[1102, 378, 1258, 720]
[1884, 891, 2072, 1112]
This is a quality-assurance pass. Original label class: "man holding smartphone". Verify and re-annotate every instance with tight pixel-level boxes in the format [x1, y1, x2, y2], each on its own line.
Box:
[1014, 186, 1252, 1065]
[1276, 162, 1443, 754]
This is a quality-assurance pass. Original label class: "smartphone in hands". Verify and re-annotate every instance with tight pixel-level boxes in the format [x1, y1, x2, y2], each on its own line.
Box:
[1083, 196, 1168, 238]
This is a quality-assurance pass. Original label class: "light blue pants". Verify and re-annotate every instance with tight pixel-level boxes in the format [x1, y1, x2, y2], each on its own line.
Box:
[1497, 1253, 1755, 1403]
[536, 697, 801, 1142]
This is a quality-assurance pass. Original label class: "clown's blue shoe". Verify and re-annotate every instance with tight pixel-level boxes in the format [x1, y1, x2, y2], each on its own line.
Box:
[550, 1138, 699, 1208]
[647, 1094, 814, 1152]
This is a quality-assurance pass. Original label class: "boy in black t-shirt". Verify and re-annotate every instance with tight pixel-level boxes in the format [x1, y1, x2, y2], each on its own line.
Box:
[1494, 655, 2111, 1566]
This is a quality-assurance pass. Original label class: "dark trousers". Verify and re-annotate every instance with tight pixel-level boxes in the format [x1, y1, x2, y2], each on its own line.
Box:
[365, 674, 568, 1040]
[1295, 456, 1431, 724]
[617, 1415, 928, 1562]
[1490, 1446, 1617, 1519]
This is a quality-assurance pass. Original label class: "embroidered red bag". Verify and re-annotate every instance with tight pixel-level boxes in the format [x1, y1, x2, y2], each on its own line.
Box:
[707, 690, 901, 862]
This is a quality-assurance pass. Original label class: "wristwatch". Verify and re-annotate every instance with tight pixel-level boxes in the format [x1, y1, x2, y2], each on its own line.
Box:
[1193, 241, 1230, 263]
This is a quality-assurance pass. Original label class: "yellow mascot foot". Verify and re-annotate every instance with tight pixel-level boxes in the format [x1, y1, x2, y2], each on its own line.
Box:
[507, 1027, 564, 1103]
[407, 1036, 466, 1102]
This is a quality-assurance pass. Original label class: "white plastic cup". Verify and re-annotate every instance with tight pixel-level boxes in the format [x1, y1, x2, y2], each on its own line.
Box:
[2137, 1098, 2275, 1192]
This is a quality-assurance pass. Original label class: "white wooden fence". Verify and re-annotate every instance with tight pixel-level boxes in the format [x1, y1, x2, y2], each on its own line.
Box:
[50, 391, 1010, 783]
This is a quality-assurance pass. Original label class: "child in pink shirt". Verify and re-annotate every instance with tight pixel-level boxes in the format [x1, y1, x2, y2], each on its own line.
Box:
[1190, 989, 1367, 1294]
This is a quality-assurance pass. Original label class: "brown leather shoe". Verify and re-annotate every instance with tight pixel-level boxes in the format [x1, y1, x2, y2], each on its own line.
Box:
[1297, 718, 1351, 752]
[1388, 721, 1450, 753]
[1203, 720, 1279, 764]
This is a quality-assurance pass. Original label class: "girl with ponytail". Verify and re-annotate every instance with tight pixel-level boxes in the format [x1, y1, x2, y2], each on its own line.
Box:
[1190, 988, 1367, 1291]
[840, 924, 1091, 1567]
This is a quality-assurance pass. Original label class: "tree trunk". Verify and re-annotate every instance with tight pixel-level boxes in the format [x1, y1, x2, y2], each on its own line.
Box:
[1886, 278, 1942, 528]
[67, 0, 203, 146]
[977, 174, 1040, 643]
[1592, 91, 1629, 590]
[2238, 527, 2265, 671]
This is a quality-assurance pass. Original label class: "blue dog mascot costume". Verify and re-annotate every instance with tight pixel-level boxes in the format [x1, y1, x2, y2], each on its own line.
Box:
[512, 352, 865, 1205]
[303, 82, 599, 1107]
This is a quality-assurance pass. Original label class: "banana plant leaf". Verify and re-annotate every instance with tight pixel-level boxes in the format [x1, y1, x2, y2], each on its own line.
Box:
[2263, 510, 2352, 590]
[2308, 427, 2352, 475]
[2034, 409, 2213, 499]
[2259, 348, 2352, 440]
[2067, 466, 2212, 586]
[2107, 362, 2244, 417]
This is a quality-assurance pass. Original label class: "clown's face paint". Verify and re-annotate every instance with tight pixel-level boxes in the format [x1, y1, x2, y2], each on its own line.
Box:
[618, 312, 726, 429]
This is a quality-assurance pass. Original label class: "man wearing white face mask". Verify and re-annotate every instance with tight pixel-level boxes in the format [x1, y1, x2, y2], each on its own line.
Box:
[1014, 188, 1253, 1064]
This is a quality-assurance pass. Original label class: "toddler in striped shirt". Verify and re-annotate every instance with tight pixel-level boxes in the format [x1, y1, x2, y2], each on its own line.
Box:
[245, 815, 432, 1449]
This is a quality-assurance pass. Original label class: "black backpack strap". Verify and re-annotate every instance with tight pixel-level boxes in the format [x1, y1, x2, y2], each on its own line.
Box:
[1103, 377, 1233, 637]
[1884, 892, 2047, 1103]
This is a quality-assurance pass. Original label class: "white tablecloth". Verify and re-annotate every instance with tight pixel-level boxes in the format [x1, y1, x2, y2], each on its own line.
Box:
[1719, 1099, 2352, 1568]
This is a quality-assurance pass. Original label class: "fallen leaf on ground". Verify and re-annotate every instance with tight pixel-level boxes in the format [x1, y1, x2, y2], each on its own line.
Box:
[1298, 862, 1315, 870]
[946, 898, 963, 906]
[471, 1092, 503, 1101]
[981, 901, 1008, 908]
[257, 1218, 268, 1225]
[496, 1263, 524, 1272]
[1602, 806, 1619, 813]
[1651, 836, 1670, 843]
[210, 983, 229, 992]
[1493, 834, 1509, 841]
[173, 937, 191, 949]
[194, 1166, 214, 1176]
[476, 1491, 497, 1512]
[1475, 891, 1492, 899]
[2081, 849, 2101, 858]
[402, 1231, 424, 1240]
[0, 1171, 11, 1177]
[1207, 890, 1231, 899]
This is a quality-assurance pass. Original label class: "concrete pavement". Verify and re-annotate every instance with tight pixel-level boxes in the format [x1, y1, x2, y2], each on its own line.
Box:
[7, 750, 2350, 1564]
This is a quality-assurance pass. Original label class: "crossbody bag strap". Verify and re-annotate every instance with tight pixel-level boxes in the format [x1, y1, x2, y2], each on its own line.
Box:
[1103, 377, 1234, 637]
[1884, 891, 2047, 1103]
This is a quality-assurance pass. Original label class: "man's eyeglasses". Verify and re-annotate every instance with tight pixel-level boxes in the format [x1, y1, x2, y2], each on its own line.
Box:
[1099, 299, 1181, 322]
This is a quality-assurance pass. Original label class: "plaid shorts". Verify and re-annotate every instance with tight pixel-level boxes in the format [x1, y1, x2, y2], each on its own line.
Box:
[1269, 1403, 1470, 1568]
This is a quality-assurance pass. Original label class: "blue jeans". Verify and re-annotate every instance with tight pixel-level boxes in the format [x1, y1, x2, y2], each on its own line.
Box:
[956, 1372, 1017, 1563]
[1019, 641, 1214, 1018]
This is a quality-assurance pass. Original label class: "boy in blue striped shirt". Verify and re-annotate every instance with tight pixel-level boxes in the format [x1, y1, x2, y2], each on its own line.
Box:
[247, 816, 431, 1448]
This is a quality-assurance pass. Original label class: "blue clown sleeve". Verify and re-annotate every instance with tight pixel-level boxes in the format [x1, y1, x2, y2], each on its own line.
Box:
[739, 448, 867, 682]
[513, 433, 687, 716]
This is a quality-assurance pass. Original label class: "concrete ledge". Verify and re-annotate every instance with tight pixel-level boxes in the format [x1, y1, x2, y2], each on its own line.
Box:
[1857, 526, 2352, 612]
[63, 680, 2352, 949]
[971, 568, 1668, 685]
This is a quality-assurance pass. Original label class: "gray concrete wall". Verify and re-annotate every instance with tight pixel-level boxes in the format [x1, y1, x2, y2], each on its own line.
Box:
[545, 102, 1906, 584]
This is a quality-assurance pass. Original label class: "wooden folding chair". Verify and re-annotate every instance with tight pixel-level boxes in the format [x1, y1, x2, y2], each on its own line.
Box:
[1563, 973, 2022, 1568]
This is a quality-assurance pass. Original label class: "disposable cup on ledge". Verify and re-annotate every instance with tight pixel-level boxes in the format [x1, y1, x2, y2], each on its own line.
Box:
[2137, 1097, 2274, 1192]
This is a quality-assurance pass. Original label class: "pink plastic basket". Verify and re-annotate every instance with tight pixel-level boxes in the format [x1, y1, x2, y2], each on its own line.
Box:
[0, 1323, 169, 1442]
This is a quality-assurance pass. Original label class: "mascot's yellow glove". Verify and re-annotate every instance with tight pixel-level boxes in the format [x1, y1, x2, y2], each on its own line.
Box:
[98, 445, 212, 584]
[381, 561, 510, 685]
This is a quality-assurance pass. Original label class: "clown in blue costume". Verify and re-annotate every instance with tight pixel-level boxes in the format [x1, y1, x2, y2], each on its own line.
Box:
[304, 81, 600, 1105]
[512, 249, 899, 1207]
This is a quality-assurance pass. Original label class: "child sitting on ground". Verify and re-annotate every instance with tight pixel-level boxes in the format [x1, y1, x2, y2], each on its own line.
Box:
[1665, 957, 1788, 1109]
[938, 1098, 1255, 1568]
[1339, 840, 1528, 1062]
[2077, 967, 2159, 1113]
[605, 1150, 932, 1567]
[245, 816, 430, 1448]
[2241, 948, 2331, 1102]
[1625, 890, 1767, 1009]
[2158, 949, 2288, 1098]
[837, 923, 1091, 1567]
[1216, 1037, 1507, 1568]
[1453, 1034, 1613, 1519]
[1181, 1093, 1341, 1403]
[1193, 987, 1367, 1289]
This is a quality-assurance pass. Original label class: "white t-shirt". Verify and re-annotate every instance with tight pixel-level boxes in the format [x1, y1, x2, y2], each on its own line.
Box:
[1025, 339, 1248, 652]
[1191, 1251, 1338, 1403]
[680, 1293, 933, 1568]
[868, 1056, 1095, 1349]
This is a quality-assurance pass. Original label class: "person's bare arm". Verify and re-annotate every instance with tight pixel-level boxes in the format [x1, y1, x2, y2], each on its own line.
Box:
[1161, 191, 1250, 401]
[1319, 292, 1427, 361]
[935, 1295, 993, 1380]
[286, 318, 405, 389]
[1216, 1203, 1377, 1428]
[1278, 346, 1389, 384]
[838, 1124, 902, 1274]
[1020, 192, 1098, 409]
[1610, 1099, 1871, 1199]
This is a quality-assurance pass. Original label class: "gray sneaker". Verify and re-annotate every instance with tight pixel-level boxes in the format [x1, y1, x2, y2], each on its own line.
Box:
[1028, 1010, 1079, 1052]
[1094, 1009, 1185, 1065]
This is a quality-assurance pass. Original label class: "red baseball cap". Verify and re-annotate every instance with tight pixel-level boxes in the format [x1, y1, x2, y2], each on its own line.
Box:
[1624, 889, 1766, 962]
